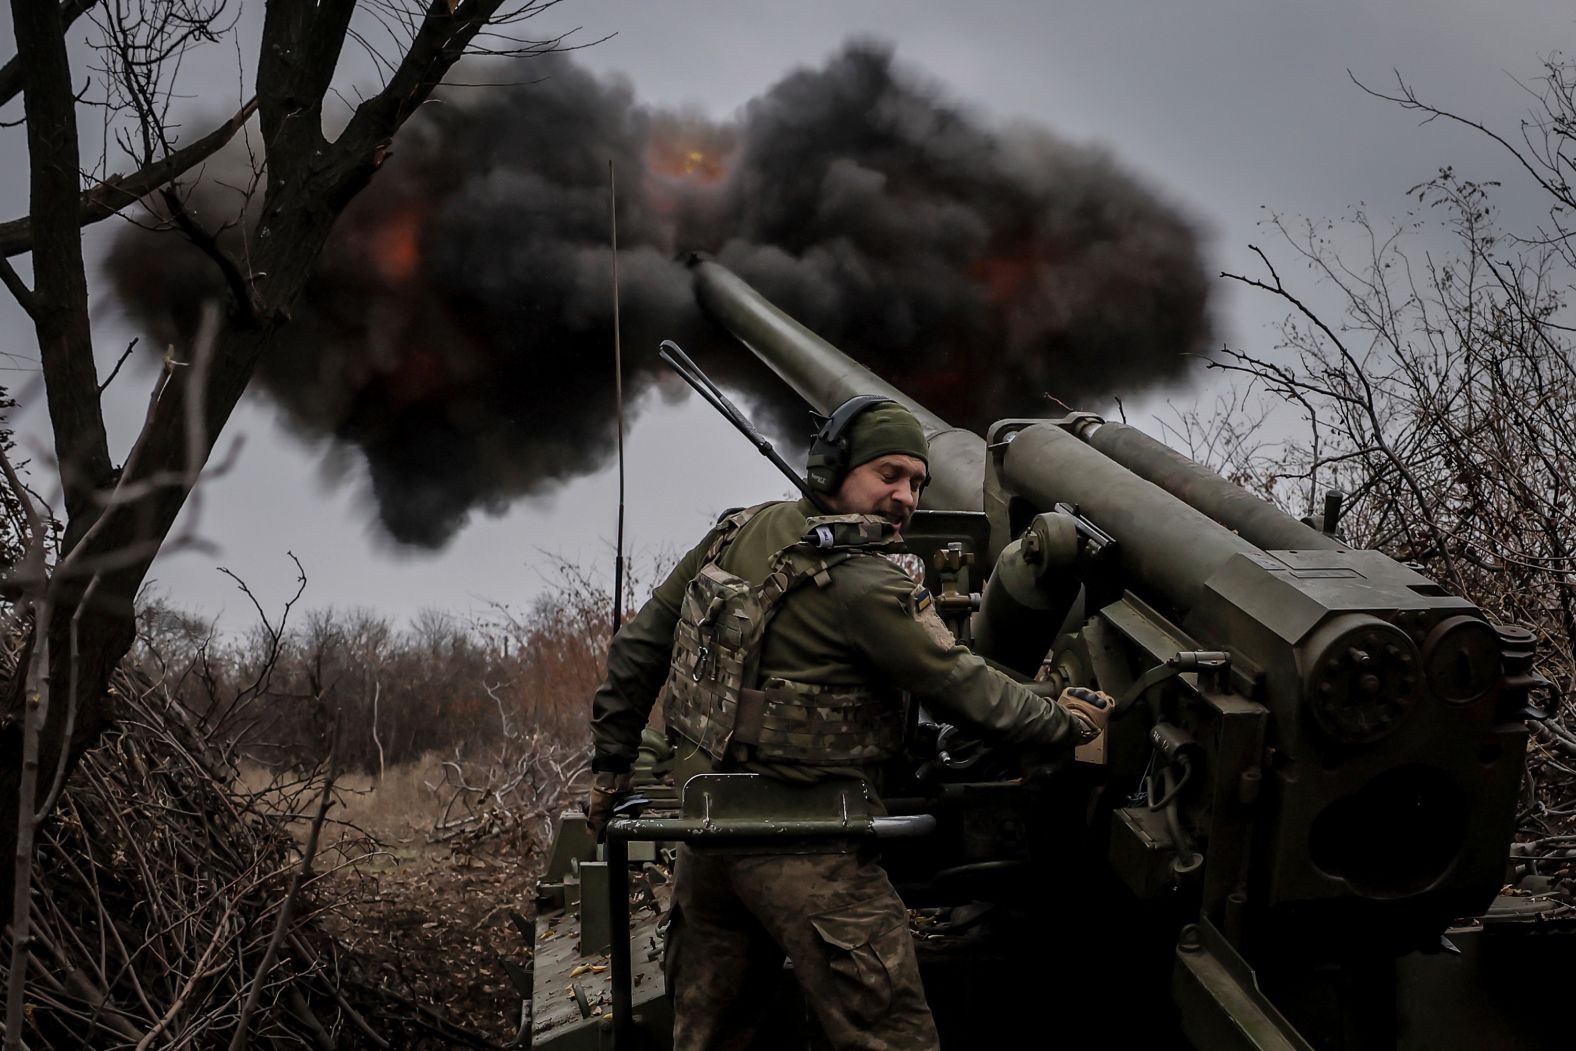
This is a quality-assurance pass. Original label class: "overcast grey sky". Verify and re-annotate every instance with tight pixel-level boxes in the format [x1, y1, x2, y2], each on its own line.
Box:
[2, 0, 1572, 631]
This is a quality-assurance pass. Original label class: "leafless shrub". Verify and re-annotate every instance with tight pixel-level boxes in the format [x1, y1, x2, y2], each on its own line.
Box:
[430, 727, 590, 859]
[405, 560, 664, 857]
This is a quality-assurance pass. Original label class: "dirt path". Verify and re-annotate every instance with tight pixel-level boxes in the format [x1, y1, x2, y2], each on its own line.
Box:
[311, 773, 554, 1048]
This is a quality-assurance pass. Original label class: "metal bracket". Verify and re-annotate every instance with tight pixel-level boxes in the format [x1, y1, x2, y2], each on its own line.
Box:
[1173, 919, 1316, 1051]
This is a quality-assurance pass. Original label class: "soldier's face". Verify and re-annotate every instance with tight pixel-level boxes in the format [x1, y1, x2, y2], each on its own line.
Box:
[830, 454, 927, 531]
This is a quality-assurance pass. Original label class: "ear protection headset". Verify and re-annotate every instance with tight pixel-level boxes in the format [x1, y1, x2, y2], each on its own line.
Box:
[805, 395, 896, 494]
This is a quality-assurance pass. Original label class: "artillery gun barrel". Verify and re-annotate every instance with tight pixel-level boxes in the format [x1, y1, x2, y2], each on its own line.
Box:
[694, 256, 1274, 612]
[1001, 424, 1268, 614]
[1080, 421, 1343, 552]
[690, 255, 987, 511]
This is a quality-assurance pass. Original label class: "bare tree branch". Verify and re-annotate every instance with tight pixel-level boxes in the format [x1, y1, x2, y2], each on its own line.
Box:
[0, 96, 258, 260]
[228, 718, 338, 1051]
[1352, 68, 1576, 211]
[0, 0, 100, 110]
[1223, 243, 1463, 585]
[0, 256, 35, 319]
[159, 186, 265, 325]
[96, 337, 138, 395]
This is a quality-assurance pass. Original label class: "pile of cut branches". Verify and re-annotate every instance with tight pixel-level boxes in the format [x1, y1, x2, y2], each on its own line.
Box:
[3, 607, 541, 1050]
[430, 728, 591, 861]
[0, 622, 378, 1048]
[8, 618, 550, 1049]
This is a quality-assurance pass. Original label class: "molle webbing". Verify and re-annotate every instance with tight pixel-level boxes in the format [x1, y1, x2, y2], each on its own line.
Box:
[664, 504, 777, 762]
[700, 505, 763, 564]
[732, 680, 904, 764]
[664, 505, 905, 766]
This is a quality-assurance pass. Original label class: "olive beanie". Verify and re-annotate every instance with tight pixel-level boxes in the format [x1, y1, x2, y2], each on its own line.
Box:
[844, 403, 929, 470]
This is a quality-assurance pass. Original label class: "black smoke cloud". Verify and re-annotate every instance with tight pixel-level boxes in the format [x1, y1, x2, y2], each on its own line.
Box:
[108, 42, 1213, 547]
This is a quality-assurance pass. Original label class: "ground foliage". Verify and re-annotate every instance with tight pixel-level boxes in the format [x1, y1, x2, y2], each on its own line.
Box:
[315, 812, 544, 1048]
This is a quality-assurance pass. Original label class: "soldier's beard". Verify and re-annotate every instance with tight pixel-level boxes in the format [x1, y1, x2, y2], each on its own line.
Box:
[822, 483, 913, 530]
[880, 507, 913, 531]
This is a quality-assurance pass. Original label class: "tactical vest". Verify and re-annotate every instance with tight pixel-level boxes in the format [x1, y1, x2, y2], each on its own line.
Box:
[666, 507, 908, 766]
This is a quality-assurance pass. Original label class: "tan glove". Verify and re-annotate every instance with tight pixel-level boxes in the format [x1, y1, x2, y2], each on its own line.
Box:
[1058, 686, 1114, 743]
[585, 770, 633, 840]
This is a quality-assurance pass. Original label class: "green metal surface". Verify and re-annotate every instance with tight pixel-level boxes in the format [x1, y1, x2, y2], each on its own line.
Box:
[579, 862, 611, 955]
[529, 895, 672, 1051]
[1173, 921, 1316, 1051]
[689, 256, 987, 513]
[1085, 420, 1342, 553]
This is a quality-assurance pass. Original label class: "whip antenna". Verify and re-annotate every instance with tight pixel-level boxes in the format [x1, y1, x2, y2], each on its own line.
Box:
[657, 339, 831, 515]
[610, 161, 627, 636]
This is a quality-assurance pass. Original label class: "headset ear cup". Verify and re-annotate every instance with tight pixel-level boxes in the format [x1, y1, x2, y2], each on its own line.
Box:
[805, 432, 841, 493]
[805, 395, 894, 495]
[806, 436, 845, 493]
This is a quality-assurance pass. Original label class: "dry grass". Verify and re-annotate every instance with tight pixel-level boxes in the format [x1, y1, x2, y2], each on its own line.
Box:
[340, 763, 451, 838]
[238, 756, 455, 865]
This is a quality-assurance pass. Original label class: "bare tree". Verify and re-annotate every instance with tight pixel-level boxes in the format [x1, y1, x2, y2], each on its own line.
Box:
[0, 0, 582, 917]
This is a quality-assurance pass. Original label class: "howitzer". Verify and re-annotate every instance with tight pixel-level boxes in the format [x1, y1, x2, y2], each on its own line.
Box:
[524, 259, 1565, 1050]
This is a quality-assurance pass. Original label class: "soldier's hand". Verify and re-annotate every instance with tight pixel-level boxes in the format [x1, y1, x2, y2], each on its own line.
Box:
[585, 770, 633, 841]
[1058, 686, 1114, 742]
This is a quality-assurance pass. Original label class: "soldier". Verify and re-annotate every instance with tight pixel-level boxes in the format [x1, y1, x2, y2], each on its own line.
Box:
[586, 396, 1111, 1051]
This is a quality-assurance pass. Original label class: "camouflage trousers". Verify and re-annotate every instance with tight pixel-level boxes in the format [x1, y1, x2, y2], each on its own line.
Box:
[666, 844, 939, 1051]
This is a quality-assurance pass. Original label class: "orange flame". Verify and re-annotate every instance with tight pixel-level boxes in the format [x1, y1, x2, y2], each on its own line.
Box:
[970, 245, 1041, 306]
[646, 139, 727, 183]
[370, 207, 426, 284]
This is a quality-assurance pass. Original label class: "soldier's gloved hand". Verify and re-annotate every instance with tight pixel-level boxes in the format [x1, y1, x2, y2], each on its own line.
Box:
[585, 770, 633, 841]
[1058, 686, 1114, 743]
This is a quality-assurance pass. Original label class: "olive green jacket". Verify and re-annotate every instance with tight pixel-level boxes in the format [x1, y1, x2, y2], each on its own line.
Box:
[590, 499, 1077, 781]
